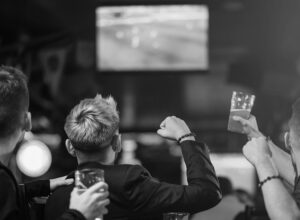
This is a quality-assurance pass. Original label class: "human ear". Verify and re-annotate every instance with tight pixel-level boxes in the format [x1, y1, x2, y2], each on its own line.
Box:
[284, 132, 292, 152]
[112, 134, 122, 153]
[24, 112, 32, 132]
[65, 139, 76, 157]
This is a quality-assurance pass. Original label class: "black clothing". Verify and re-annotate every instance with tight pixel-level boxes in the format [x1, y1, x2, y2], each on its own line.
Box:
[45, 140, 222, 220]
[0, 162, 85, 220]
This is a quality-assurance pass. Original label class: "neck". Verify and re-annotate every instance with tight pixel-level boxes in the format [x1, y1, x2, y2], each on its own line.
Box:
[0, 137, 19, 166]
[0, 153, 12, 167]
[77, 148, 115, 165]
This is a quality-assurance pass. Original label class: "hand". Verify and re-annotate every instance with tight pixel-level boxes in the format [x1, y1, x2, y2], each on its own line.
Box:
[50, 176, 74, 191]
[69, 182, 110, 220]
[157, 116, 193, 141]
[242, 137, 272, 166]
[233, 114, 264, 139]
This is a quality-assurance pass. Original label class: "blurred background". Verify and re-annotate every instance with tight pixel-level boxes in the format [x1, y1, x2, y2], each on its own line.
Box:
[1, 0, 300, 218]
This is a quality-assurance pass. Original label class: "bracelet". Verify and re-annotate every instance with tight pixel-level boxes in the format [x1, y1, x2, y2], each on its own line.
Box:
[258, 175, 282, 188]
[177, 132, 196, 144]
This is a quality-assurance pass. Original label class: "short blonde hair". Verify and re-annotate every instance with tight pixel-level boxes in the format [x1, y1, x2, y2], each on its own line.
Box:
[64, 94, 119, 151]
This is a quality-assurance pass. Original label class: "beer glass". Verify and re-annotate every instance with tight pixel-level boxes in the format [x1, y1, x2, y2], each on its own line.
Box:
[75, 168, 105, 220]
[228, 91, 255, 133]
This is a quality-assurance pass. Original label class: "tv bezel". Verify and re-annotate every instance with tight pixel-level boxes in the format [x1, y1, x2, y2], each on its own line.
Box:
[94, 0, 209, 75]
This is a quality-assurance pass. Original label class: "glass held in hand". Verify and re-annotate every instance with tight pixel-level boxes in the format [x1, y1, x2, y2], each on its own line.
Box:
[75, 168, 104, 191]
[75, 168, 105, 220]
[227, 91, 255, 133]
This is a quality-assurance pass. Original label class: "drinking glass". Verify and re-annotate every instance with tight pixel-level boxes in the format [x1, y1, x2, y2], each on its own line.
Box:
[227, 91, 255, 133]
[75, 168, 105, 220]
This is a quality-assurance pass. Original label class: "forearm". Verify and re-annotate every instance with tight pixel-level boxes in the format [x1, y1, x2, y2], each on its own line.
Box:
[126, 140, 221, 214]
[181, 140, 220, 190]
[268, 140, 295, 186]
[256, 158, 300, 220]
[180, 140, 221, 210]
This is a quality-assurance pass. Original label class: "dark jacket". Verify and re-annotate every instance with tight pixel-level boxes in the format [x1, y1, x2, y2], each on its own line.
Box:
[45, 140, 222, 220]
[0, 162, 85, 220]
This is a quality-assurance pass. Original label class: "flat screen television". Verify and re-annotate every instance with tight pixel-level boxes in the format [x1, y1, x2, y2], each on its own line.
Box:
[95, 3, 209, 72]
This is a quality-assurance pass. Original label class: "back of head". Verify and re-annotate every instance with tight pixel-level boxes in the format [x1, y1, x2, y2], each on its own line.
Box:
[64, 94, 119, 152]
[0, 66, 29, 138]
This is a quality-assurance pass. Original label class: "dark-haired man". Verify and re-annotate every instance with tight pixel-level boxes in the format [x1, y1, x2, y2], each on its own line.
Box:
[45, 94, 222, 220]
[234, 99, 300, 220]
[0, 66, 109, 220]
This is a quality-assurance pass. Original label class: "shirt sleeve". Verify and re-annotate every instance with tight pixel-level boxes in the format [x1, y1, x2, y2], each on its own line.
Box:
[0, 170, 20, 220]
[123, 140, 222, 215]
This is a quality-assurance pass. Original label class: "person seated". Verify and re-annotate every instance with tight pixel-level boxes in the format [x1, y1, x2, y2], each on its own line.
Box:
[0, 66, 109, 220]
[44, 94, 222, 220]
[233, 99, 300, 220]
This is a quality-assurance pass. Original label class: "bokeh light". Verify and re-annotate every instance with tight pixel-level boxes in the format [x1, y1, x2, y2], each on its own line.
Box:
[16, 140, 52, 177]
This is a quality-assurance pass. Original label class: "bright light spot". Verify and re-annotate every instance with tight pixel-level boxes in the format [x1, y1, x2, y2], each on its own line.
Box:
[131, 27, 140, 35]
[131, 36, 140, 48]
[150, 31, 158, 38]
[153, 42, 160, 49]
[116, 31, 125, 39]
[16, 140, 52, 177]
[185, 23, 194, 30]
[123, 140, 137, 152]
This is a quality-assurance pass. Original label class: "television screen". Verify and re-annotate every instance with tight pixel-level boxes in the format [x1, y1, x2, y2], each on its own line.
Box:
[96, 5, 209, 71]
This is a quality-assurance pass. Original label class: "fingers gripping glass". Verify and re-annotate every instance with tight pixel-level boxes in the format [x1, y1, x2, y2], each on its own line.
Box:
[75, 168, 105, 220]
[228, 91, 255, 133]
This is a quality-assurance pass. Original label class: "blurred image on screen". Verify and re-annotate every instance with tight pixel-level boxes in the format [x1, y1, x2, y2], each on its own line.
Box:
[96, 5, 209, 71]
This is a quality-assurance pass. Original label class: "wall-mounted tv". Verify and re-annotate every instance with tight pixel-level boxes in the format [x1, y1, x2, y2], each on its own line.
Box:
[96, 3, 209, 72]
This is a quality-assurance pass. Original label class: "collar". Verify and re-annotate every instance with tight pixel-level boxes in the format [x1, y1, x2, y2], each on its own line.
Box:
[78, 161, 107, 169]
[67, 161, 109, 179]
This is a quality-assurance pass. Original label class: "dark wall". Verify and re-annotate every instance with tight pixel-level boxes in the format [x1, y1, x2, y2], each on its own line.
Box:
[1, 0, 300, 152]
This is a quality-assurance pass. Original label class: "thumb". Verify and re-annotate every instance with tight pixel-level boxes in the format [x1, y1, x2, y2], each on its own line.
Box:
[157, 128, 170, 138]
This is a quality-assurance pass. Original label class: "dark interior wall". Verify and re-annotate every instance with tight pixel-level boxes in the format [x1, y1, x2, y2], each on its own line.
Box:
[1, 0, 300, 151]
[2, 0, 300, 69]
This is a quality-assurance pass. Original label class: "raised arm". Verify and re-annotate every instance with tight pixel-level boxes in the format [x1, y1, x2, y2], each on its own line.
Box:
[123, 116, 221, 215]
[233, 115, 295, 186]
[243, 137, 300, 220]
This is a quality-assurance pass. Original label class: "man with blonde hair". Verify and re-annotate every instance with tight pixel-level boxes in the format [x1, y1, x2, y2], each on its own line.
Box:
[0, 66, 109, 220]
[45, 94, 221, 220]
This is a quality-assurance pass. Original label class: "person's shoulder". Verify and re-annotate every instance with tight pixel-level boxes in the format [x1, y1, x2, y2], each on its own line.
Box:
[0, 168, 15, 188]
[50, 183, 73, 199]
[113, 164, 149, 175]
[46, 179, 73, 207]
[107, 164, 150, 186]
[0, 168, 17, 206]
[44, 182, 73, 220]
